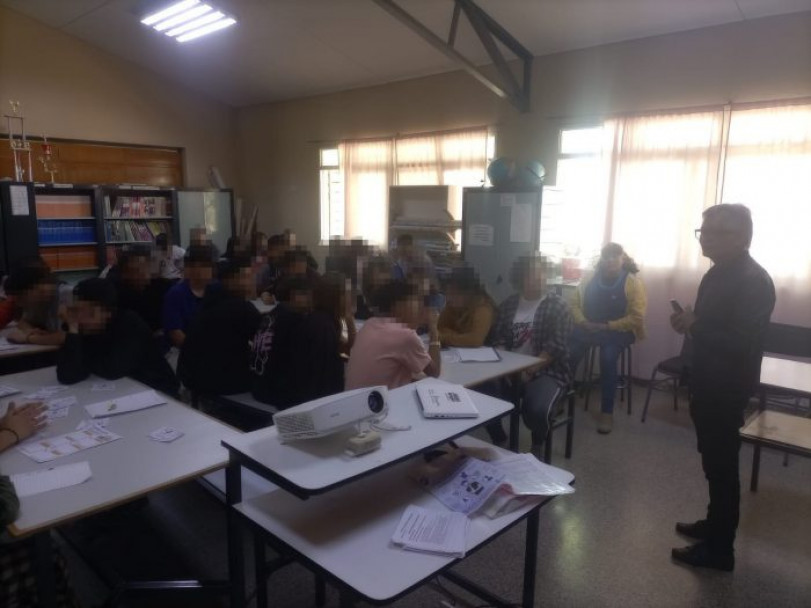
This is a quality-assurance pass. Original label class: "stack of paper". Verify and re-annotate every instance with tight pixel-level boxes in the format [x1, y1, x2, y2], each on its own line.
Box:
[11, 461, 92, 497]
[427, 457, 505, 514]
[18, 426, 122, 463]
[391, 505, 469, 558]
[84, 390, 166, 418]
[481, 454, 574, 519]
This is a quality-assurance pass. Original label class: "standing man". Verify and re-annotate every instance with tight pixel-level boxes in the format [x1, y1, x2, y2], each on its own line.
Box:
[670, 204, 774, 571]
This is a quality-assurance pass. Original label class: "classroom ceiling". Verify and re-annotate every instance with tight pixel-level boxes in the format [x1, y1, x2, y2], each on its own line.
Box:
[4, 0, 811, 107]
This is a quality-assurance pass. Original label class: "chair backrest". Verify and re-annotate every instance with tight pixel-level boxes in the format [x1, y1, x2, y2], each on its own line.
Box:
[763, 323, 811, 358]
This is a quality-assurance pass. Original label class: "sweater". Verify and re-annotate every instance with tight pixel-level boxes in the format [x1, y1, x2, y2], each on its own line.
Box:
[438, 295, 495, 347]
[571, 271, 647, 340]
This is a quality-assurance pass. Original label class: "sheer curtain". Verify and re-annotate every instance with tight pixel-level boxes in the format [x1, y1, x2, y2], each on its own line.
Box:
[340, 139, 393, 246]
[605, 111, 725, 376]
[721, 103, 811, 326]
[340, 129, 489, 246]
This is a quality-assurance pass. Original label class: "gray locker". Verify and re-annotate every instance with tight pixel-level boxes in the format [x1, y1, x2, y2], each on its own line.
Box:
[461, 187, 542, 304]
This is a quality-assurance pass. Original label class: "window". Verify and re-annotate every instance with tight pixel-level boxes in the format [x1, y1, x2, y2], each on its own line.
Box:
[322, 129, 491, 246]
[319, 147, 345, 243]
[545, 126, 612, 262]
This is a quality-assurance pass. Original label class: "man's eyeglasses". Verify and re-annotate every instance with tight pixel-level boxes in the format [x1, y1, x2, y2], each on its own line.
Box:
[694, 228, 740, 239]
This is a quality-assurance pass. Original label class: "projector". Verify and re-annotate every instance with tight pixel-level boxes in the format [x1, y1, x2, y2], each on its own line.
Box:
[274, 386, 388, 442]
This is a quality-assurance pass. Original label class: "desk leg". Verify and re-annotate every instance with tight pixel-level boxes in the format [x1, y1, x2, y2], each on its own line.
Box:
[521, 510, 540, 608]
[254, 529, 268, 608]
[509, 374, 522, 452]
[565, 392, 575, 459]
[226, 460, 246, 608]
[34, 531, 58, 608]
[750, 444, 761, 493]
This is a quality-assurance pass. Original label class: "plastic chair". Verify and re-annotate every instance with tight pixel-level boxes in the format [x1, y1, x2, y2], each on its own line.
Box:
[523, 374, 575, 464]
[582, 343, 633, 415]
[641, 339, 690, 423]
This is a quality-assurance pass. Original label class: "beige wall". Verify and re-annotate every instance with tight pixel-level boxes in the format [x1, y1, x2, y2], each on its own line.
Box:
[237, 11, 811, 257]
[0, 6, 238, 188]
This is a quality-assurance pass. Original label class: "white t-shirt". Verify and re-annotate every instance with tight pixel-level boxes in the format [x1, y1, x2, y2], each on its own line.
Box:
[159, 245, 186, 280]
[511, 297, 542, 355]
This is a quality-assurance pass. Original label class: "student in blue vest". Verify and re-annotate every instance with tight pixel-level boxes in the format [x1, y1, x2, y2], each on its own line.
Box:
[569, 243, 647, 434]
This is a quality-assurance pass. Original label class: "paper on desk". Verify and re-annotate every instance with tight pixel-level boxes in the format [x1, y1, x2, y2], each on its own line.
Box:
[76, 418, 109, 432]
[391, 505, 469, 558]
[0, 385, 21, 398]
[495, 454, 575, 496]
[428, 457, 505, 514]
[84, 390, 166, 418]
[18, 426, 122, 463]
[23, 385, 68, 401]
[0, 338, 22, 352]
[149, 426, 183, 443]
[455, 347, 500, 362]
[441, 350, 461, 363]
[91, 382, 116, 392]
[11, 461, 92, 497]
[45, 396, 77, 421]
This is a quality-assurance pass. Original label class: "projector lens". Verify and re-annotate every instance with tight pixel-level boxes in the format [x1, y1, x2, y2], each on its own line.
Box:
[368, 391, 384, 413]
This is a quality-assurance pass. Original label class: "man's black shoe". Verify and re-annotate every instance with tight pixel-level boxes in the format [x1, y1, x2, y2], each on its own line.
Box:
[675, 520, 710, 540]
[671, 542, 734, 572]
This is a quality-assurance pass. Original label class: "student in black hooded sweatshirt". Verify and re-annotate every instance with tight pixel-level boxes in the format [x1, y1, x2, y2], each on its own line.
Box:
[178, 256, 261, 396]
[57, 278, 179, 396]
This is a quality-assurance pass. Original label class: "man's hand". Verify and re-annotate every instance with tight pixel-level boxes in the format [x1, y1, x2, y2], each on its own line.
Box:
[1, 401, 47, 442]
[670, 306, 696, 335]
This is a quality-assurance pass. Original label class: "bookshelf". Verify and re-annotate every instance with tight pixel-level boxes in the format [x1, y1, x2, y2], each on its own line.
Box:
[101, 187, 179, 266]
[34, 184, 103, 274]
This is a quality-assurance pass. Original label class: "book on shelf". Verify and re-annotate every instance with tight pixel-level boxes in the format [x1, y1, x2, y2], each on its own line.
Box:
[105, 195, 172, 218]
[105, 220, 170, 243]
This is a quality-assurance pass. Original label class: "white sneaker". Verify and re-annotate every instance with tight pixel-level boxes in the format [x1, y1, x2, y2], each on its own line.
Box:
[597, 413, 613, 434]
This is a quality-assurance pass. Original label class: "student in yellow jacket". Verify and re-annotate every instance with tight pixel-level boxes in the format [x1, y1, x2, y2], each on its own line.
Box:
[570, 243, 647, 434]
[438, 266, 495, 347]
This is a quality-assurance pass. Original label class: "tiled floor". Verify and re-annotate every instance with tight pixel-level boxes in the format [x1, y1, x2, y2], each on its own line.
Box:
[66, 385, 811, 607]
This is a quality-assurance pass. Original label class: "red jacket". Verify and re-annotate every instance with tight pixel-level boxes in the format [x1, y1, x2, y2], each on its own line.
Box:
[0, 297, 14, 329]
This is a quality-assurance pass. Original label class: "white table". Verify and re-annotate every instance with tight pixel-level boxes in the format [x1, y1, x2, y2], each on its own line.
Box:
[222, 380, 557, 607]
[741, 356, 811, 491]
[235, 435, 573, 606]
[0, 329, 59, 374]
[0, 367, 242, 606]
[440, 349, 540, 388]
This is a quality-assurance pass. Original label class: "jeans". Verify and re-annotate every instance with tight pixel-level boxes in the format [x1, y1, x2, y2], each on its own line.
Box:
[689, 393, 746, 555]
[479, 374, 564, 447]
[569, 327, 635, 413]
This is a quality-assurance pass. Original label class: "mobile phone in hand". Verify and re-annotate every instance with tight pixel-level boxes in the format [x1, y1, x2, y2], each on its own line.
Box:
[670, 299, 684, 314]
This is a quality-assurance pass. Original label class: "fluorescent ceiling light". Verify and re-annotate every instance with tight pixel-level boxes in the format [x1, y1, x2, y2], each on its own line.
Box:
[141, 1, 236, 43]
[176, 18, 236, 42]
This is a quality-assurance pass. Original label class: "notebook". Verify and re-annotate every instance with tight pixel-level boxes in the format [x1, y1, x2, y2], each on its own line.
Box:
[416, 379, 479, 419]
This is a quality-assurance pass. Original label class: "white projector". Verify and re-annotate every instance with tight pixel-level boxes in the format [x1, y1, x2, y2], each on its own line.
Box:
[274, 386, 388, 442]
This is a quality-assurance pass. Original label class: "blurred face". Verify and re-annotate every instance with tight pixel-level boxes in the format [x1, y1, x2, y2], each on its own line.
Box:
[76, 300, 111, 334]
[288, 258, 307, 276]
[445, 285, 471, 309]
[190, 228, 208, 245]
[121, 257, 151, 289]
[522, 261, 546, 298]
[600, 251, 623, 278]
[19, 281, 55, 308]
[397, 242, 414, 260]
[185, 262, 213, 284]
[392, 295, 422, 329]
[699, 213, 747, 263]
[289, 289, 313, 313]
[223, 267, 254, 299]
[268, 243, 284, 262]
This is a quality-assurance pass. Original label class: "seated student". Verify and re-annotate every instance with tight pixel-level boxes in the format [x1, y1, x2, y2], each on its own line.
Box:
[155, 233, 185, 281]
[56, 278, 179, 396]
[355, 254, 392, 320]
[346, 280, 441, 390]
[162, 244, 214, 349]
[438, 266, 495, 347]
[177, 257, 261, 396]
[3, 257, 70, 346]
[0, 401, 80, 608]
[482, 254, 573, 449]
[569, 243, 647, 434]
[114, 246, 173, 335]
[282, 229, 319, 273]
[257, 234, 287, 304]
[250, 276, 314, 405]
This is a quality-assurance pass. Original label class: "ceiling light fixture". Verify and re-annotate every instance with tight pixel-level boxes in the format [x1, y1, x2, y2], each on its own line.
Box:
[141, 0, 236, 43]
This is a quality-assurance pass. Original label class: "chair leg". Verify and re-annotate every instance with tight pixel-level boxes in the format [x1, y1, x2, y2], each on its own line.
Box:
[565, 392, 575, 459]
[543, 431, 552, 464]
[626, 346, 633, 416]
[619, 348, 626, 404]
[750, 444, 761, 492]
[641, 368, 659, 423]
[584, 346, 596, 411]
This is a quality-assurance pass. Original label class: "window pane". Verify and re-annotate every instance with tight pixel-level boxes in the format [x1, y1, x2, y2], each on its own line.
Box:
[560, 127, 604, 155]
[320, 148, 339, 169]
